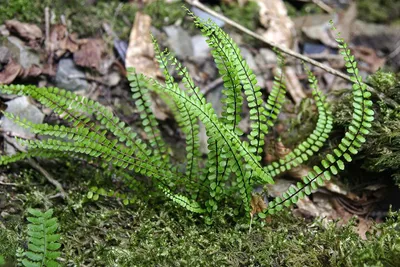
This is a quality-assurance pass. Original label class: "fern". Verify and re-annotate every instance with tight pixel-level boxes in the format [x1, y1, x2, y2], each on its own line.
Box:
[21, 208, 61, 267]
[258, 22, 374, 217]
[0, 13, 373, 218]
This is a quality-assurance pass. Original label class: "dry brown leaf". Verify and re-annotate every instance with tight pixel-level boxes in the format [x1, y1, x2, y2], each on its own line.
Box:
[0, 58, 44, 84]
[257, 0, 294, 48]
[257, 0, 305, 104]
[125, 12, 169, 121]
[48, 25, 80, 59]
[352, 46, 386, 72]
[5, 20, 42, 44]
[293, 3, 357, 48]
[0, 59, 22, 84]
[125, 12, 161, 79]
[250, 194, 267, 216]
[73, 38, 107, 71]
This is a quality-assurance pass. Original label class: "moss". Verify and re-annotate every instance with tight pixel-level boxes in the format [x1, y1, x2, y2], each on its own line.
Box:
[0, 0, 187, 39]
[332, 70, 400, 186]
[285, 1, 323, 17]
[0, 157, 399, 266]
[357, 0, 400, 24]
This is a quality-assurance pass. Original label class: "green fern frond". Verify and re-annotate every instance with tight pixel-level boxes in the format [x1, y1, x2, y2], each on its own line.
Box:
[192, 17, 268, 160]
[262, 50, 286, 130]
[260, 25, 374, 216]
[190, 14, 243, 134]
[127, 68, 168, 159]
[265, 69, 333, 177]
[22, 208, 61, 267]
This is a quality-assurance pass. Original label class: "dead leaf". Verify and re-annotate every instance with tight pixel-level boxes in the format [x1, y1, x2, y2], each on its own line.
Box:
[250, 194, 267, 216]
[257, 0, 306, 104]
[257, 0, 294, 48]
[5, 20, 43, 44]
[293, 3, 357, 48]
[125, 12, 161, 79]
[0, 58, 43, 84]
[0, 59, 22, 84]
[125, 12, 169, 121]
[352, 46, 386, 72]
[73, 38, 106, 71]
[48, 25, 80, 59]
[273, 140, 348, 196]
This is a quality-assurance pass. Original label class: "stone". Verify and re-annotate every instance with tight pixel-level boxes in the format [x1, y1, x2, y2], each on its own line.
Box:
[2, 96, 45, 154]
[163, 26, 193, 59]
[4, 36, 40, 68]
[55, 58, 88, 91]
[0, 46, 11, 69]
[191, 7, 224, 27]
[259, 48, 277, 65]
[240, 47, 258, 73]
[191, 35, 210, 58]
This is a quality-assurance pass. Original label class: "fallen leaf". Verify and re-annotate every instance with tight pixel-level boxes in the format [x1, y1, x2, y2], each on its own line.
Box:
[125, 12, 162, 79]
[125, 12, 169, 121]
[0, 59, 22, 84]
[5, 20, 43, 44]
[257, 0, 294, 48]
[73, 38, 107, 72]
[352, 46, 386, 72]
[293, 3, 357, 48]
[257, 0, 306, 104]
[0, 58, 43, 84]
[250, 194, 267, 216]
[48, 24, 80, 59]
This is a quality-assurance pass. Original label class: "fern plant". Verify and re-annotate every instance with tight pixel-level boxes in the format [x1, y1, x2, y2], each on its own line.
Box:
[21, 208, 61, 267]
[0, 13, 373, 218]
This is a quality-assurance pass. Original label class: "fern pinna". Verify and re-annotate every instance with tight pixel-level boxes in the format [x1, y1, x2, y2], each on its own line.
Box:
[0, 14, 373, 217]
[22, 208, 61, 267]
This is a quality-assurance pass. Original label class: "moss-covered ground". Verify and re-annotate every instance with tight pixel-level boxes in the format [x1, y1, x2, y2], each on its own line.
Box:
[0, 159, 399, 266]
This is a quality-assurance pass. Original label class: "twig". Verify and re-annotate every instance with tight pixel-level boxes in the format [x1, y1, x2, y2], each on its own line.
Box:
[27, 158, 68, 200]
[311, 0, 334, 14]
[297, 0, 334, 14]
[45, 7, 50, 52]
[3, 135, 68, 200]
[0, 181, 18, 186]
[184, 0, 399, 108]
[201, 77, 223, 95]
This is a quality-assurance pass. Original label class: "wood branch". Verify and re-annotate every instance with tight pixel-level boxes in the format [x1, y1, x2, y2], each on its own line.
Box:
[184, 0, 399, 108]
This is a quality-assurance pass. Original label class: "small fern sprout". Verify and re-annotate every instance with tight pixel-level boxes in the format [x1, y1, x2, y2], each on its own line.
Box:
[22, 208, 61, 267]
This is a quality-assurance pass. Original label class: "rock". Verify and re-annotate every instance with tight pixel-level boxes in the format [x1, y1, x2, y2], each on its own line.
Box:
[259, 48, 277, 64]
[240, 47, 258, 73]
[106, 71, 121, 87]
[163, 26, 193, 59]
[4, 36, 40, 68]
[0, 46, 11, 68]
[55, 58, 88, 91]
[0, 25, 10, 36]
[191, 35, 210, 58]
[191, 7, 225, 27]
[2, 96, 45, 154]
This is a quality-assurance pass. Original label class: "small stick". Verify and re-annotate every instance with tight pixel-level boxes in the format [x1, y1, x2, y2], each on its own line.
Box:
[3, 135, 68, 200]
[201, 77, 223, 95]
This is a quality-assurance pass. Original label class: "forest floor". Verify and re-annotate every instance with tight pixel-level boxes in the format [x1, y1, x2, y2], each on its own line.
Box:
[0, 0, 400, 266]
